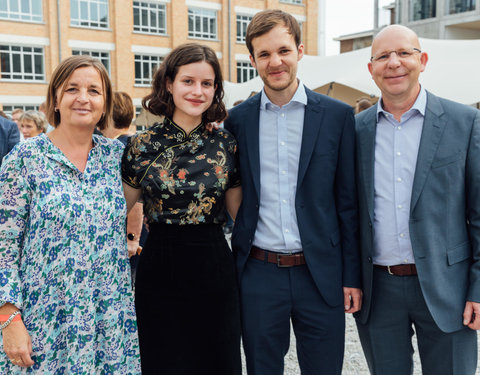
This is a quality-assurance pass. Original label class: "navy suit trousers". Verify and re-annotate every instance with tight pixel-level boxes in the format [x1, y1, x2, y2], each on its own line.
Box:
[240, 256, 345, 375]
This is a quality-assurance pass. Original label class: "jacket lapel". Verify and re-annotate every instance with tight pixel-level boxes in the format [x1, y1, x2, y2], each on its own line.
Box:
[243, 95, 261, 199]
[410, 92, 447, 212]
[297, 89, 324, 187]
[357, 107, 377, 223]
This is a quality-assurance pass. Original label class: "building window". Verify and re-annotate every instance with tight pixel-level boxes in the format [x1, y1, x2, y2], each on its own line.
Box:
[0, 45, 44, 81]
[279, 0, 303, 4]
[133, 1, 167, 34]
[447, 0, 475, 14]
[2, 104, 39, 119]
[0, 0, 43, 22]
[410, 0, 436, 20]
[236, 61, 257, 83]
[72, 50, 110, 73]
[70, 0, 109, 29]
[188, 8, 217, 40]
[236, 14, 252, 43]
[134, 54, 163, 86]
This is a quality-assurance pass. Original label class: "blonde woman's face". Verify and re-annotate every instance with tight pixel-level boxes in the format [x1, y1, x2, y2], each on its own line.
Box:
[20, 119, 42, 139]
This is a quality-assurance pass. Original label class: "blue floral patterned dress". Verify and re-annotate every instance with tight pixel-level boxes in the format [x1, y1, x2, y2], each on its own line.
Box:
[0, 134, 140, 374]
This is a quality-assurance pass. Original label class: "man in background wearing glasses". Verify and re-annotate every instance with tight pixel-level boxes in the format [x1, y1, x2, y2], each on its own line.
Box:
[355, 24, 480, 374]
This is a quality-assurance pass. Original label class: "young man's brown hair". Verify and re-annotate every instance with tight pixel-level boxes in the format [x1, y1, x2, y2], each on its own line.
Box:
[245, 9, 301, 58]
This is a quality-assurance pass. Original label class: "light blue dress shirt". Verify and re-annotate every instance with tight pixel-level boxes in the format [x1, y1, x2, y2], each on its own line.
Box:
[373, 87, 427, 266]
[252, 82, 307, 253]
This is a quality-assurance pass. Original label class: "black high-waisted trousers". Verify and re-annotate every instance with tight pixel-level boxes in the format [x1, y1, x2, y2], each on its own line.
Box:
[135, 223, 241, 375]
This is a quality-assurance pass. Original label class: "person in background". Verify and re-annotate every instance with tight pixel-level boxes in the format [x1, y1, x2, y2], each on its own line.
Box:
[18, 110, 48, 139]
[0, 116, 20, 167]
[122, 43, 242, 375]
[102, 91, 146, 283]
[355, 24, 480, 374]
[0, 55, 140, 373]
[355, 97, 373, 114]
[10, 108, 24, 141]
[224, 9, 361, 375]
[38, 102, 55, 133]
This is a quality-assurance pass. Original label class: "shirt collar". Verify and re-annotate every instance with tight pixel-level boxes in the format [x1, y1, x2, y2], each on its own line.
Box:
[376, 86, 427, 122]
[260, 80, 308, 110]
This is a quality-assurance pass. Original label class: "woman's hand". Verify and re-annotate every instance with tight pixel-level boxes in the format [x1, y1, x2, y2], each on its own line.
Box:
[2, 320, 34, 367]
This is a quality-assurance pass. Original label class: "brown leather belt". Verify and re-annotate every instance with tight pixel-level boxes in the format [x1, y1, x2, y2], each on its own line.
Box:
[374, 264, 417, 276]
[250, 246, 306, 267]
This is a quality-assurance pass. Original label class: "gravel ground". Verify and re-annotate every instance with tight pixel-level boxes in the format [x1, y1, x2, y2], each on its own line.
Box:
[241, 314, 480, 374]
[226, 236, 478, 374]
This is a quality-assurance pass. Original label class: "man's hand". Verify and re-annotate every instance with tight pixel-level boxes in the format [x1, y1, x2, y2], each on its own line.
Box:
[463, 301, 480, 330]
[2, 320, 34, 367]
[343, 287, 363, 313]
[205, 122, 220, 133]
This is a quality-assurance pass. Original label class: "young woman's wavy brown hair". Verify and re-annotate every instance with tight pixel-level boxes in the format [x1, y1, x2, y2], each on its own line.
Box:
[142, 43, 227, 124]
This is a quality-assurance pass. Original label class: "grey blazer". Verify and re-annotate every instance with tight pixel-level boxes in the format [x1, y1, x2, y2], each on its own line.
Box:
[355, 91, 480, 333]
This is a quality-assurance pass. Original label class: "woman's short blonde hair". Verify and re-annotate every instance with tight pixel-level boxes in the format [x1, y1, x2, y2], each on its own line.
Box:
[20, 110, 49, 133]
[45, 55, 112, 130]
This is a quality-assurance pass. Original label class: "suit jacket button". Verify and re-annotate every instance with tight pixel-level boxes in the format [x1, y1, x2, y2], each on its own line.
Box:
[367, 256, 372, 263]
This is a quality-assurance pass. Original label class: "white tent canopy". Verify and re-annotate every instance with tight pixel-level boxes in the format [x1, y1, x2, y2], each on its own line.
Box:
[223, 38, 480, 108]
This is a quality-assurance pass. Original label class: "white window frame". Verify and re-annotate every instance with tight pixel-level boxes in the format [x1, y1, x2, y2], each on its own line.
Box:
[0, 0, 43, 22]
[279, 0, 303, 4]
[0, 44, 45, 82]
[1, 104, 40, 119]
[133, 1, 167, 35]
[134, 54, 163, 86]
[236, 60, 257, 83]
[70, 0, 109, 29]
[188, 8, 217, 40]
[71, 49, 111, 73]
[236, 14, 252, 43]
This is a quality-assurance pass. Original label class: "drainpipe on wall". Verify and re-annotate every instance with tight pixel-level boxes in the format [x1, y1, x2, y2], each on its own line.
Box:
[227, 0, 232, 81]
[57, 0, 62, 63]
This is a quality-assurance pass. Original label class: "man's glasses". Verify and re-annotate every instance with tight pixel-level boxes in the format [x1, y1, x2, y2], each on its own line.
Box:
[370, 48, 422, 62]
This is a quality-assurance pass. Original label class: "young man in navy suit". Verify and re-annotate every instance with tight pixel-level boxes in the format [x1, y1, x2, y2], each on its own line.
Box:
[224, 9, 362, 375]
[355, 25, 480, 374]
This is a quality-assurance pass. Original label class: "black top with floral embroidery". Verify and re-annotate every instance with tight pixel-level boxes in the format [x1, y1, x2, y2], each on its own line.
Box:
[122, 117, 240, 225]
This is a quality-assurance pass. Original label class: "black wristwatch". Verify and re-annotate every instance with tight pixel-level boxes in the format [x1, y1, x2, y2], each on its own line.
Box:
[127, 233, 136, 241]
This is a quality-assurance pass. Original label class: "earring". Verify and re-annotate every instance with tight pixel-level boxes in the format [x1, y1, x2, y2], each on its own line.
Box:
[54, 107, 59, 112]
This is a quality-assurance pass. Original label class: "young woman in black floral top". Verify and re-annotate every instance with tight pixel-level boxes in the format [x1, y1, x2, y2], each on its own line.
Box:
[122, 43, 242, 374]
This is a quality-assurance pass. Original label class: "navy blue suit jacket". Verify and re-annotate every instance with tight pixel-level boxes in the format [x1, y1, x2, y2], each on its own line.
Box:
[355, 92, 480, 332]
[224, 86, 361, 307]
[0, 117, 20, 167]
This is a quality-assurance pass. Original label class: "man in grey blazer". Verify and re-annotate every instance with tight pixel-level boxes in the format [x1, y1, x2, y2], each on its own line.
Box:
[355, 24, 480, 374]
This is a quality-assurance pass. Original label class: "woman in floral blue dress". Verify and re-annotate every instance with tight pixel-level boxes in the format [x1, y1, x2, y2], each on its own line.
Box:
[0, 56, 141, 374]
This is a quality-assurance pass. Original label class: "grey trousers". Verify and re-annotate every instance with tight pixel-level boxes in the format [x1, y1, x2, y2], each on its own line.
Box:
[356, 267, 477, 375]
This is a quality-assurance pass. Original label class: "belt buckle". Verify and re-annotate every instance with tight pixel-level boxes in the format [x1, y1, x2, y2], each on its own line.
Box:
[276, 253, 290, 268]
[387, 265, 394, 275]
